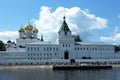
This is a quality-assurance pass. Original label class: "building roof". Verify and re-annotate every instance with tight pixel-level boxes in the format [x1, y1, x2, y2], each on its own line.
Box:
[75, 42, 114, 46]
[7, 40, 12, 43]
[59, 16, 70, 32]
[26, 41, 58, 46]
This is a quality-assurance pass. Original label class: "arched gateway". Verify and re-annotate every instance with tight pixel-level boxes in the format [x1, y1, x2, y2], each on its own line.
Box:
[64, 51, 69, 59]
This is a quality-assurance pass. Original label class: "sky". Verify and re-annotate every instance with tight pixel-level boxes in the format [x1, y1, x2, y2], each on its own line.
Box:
[0, 0, 120, 44]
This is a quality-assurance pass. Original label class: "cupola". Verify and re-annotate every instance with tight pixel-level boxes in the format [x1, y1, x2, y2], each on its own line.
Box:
[33, 27, 39, 33]
[24, 23, 33, 30]
[18, 27, 25, 32]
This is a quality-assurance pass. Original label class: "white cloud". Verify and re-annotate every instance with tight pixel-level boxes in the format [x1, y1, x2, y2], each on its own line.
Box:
[100, 27, 120, 42]
[0, 6, 107, 43]
[34, 6, 107, 41]
[118, 14, 120, 18]
[0, 31, 18, 43]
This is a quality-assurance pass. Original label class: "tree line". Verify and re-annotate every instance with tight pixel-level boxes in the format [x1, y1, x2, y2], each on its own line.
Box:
[0, 40, 6, 51]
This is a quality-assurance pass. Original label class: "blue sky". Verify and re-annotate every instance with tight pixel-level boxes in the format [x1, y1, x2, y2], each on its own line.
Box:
[0, 0, 120, 44]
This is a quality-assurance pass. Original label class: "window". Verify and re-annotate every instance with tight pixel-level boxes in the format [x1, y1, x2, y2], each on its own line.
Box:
[69, 44, 70, 47]
[40, 53, 42, 55]
[56, 47, 58, 51]
[65, 32, 67, 35]
[34, 47, 36, 51]
[55, 53, 56, 55]
[83, 48, 85, 50]
[53, 47, 55, 51]
[47, 47, 49, 51]
[63, 44, 64, 47]
[50, 47, 52, 51]
[31, 47, 33, 51]
[81, 48, 82, 50]
[87, 48, 88, 50]
[44, 53, 46, 55]
[27, 47, 29, 51]
[37, 47, 39, 51]
[75, 48, 76, 50]
[95, 48, 97, 51]
[44, 47, 45, 51]
[37, 53, 39, 56]
[34, 53, 36, 56]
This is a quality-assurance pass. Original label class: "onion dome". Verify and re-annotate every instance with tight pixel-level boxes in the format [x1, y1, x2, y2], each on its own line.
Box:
[33, 27, 39, 33]
[24, 23, 33, 30]
[18, 27, 25, 32]
[7, 40, 12, 43]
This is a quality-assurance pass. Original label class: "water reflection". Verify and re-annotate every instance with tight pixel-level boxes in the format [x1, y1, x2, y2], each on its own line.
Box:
[0, 68, 119, 80]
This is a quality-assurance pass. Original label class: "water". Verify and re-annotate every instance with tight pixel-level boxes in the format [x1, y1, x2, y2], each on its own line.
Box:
[0, 68, 119, 80]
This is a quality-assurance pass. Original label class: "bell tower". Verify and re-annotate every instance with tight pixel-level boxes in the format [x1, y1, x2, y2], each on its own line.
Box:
[58, 16, 75, 59]
[58, 16, 74, 43]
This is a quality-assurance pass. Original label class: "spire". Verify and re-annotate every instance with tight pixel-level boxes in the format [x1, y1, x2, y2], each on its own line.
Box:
[24, 20, 33, 30]
[41, 35, 44, 41]
[63, 16, 65, 21]
[59, 16, 70, 32]
[28, 19, 30, 25]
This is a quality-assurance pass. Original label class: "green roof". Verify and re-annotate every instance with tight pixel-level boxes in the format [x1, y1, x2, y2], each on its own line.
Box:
[59, 16, 70, 32]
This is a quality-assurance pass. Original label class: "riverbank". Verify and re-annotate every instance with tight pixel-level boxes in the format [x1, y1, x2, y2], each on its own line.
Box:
[0, 64, 120, 70]
[111, 64, 120, 68]
[0, 65, 53, 69]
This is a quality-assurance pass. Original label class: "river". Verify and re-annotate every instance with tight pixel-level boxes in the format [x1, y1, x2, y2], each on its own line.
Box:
[0, 68, 119, 80]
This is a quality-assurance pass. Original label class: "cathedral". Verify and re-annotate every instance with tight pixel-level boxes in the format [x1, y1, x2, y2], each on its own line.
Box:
[0, 16, 120, 65]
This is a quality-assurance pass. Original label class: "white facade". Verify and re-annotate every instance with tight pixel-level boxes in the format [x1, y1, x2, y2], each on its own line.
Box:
[0, 16, 120, 65]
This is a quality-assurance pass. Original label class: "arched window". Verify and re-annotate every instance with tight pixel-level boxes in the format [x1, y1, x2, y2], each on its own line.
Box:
[65, 32, 67, 35]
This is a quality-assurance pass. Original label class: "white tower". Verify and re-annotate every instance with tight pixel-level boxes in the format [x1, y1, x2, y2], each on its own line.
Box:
[18, 27, 25, 38]
[58, 16, 75, 59]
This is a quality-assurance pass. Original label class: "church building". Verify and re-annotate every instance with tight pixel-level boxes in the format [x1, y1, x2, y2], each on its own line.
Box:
[0, 16, 119, 65]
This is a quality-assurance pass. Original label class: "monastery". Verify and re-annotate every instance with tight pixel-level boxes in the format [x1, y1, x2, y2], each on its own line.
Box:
[0, 16, 120, 65]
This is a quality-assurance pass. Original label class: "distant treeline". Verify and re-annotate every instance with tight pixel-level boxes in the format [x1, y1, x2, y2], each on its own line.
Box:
[115, 45, 120, 52]
[0, 40, 6, 51]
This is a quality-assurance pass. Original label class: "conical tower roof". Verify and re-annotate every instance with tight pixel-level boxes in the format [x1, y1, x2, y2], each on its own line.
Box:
[59, 16, 70, 32]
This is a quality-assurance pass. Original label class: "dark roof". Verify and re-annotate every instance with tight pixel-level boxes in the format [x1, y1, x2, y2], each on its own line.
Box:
[59, 16, 70, 32]
[7, 40, 12, 43]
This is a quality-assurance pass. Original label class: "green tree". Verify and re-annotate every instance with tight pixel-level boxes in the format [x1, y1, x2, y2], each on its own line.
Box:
[115, 45, 120, 52]
[72, 35, 82, 42]
[0, 40, 6, 51]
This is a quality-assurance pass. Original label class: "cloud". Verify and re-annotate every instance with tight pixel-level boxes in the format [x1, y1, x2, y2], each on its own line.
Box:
[0, 6, 107, 43]
[0, 31, 18, 43]
[118, 14, 120, 18]
[100, 27, 120, 42]
[34, 6, 107, 41]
